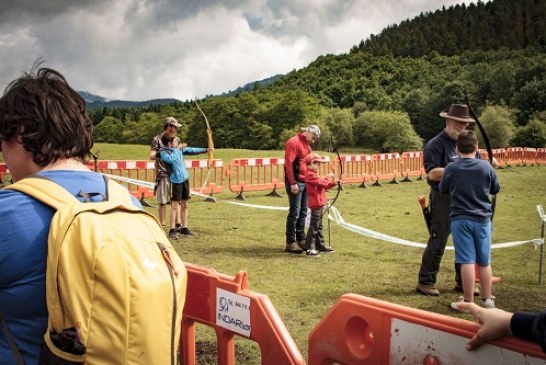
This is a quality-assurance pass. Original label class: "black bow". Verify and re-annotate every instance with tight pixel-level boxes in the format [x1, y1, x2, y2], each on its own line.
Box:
[322, 136, 343, 218]
[465, 95, 497, 221]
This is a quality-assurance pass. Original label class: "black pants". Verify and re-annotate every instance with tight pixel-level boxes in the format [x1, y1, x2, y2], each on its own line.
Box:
[418, 189, 462, 286]
[305, 207, 325, 251]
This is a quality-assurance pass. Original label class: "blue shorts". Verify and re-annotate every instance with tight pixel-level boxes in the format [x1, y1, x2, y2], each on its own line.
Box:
[451, 219, 491, 265]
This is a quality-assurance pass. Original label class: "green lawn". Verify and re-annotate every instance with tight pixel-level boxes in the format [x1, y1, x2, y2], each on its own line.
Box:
[128, 145, 543, 364]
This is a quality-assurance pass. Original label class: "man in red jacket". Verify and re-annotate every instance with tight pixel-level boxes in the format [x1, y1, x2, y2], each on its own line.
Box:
[283, 124, 321, 253]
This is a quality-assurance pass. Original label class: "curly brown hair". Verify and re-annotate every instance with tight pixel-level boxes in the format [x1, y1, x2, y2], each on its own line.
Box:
[0, 64, 93, 166]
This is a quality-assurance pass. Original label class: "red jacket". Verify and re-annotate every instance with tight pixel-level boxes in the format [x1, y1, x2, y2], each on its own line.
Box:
[305, 170, 337, 210]
[284, 133, 311, 185]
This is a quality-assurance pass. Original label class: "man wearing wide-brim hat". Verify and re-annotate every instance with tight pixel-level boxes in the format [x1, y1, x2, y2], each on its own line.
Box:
[416, 103, 482, 297]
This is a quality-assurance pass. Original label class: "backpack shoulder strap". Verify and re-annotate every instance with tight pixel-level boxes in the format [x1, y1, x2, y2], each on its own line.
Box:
[5, 175, 137, 211]
[5, 176, 80, 210]
[104, 177, 140, 208]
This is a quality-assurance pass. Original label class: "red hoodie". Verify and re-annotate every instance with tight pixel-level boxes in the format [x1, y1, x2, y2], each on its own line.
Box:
[305, 169, 337, 210]
[284, 133, 312, 185]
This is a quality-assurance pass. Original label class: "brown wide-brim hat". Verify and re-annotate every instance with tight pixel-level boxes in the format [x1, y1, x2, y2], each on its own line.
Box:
[439, 103, 475, 123]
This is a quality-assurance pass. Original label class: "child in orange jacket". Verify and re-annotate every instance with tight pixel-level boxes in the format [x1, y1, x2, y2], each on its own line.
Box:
[304, 153, 340, 257]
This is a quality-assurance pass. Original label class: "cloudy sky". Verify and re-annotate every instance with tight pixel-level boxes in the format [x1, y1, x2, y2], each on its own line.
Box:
[0, 0, 466, 101]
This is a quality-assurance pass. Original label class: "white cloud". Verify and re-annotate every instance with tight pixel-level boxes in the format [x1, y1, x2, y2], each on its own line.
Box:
[0, 0, 465, 101]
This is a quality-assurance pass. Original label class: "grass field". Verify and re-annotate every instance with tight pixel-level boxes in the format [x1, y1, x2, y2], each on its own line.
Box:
[5, 143, 545, 363]
[87, 143, 546, 364]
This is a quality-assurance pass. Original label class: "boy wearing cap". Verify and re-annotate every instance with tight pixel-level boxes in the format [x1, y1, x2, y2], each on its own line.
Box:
[439, 130, 500, 310]
[283, 124, 321, 253]
[304, 153, 339, 257]
[150, 117, 184, 228]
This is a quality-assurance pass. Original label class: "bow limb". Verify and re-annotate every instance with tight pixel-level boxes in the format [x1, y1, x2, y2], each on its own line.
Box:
[195, 99, 214, 168]
[321, 143, 343, 218]
[330, 146, 343, 206]
[465, 95, 497, 220]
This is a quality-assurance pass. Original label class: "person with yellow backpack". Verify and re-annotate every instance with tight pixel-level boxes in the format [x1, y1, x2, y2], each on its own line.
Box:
[0, 64, 187, 365]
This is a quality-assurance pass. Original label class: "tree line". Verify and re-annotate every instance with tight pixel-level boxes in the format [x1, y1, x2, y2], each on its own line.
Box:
[352, 0, 546, 57]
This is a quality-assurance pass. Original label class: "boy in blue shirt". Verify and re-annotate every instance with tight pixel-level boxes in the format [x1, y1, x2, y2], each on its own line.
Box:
[159, 132, 211, 239]
[439, 130, 500, 310]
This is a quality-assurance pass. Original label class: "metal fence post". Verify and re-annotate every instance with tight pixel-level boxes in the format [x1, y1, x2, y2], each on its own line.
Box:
[537, 205, 545, 285]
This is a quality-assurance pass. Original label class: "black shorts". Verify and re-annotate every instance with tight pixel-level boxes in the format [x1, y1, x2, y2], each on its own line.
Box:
[171, 180, 191, 201]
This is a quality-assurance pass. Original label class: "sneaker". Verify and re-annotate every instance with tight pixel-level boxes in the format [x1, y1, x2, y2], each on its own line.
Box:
[168, 229, 178, 240]
[318, 246, 335, 253]
[179, 227, 195, 237]
[296, 240, 307, 250]
[482, 298, 496, 309]
[306, 249, 320, 258]
[454, 284, 480, 296]
[284, 242, 304, 254]
[416, 284, 440, 296]
[450, 296, 471, 312]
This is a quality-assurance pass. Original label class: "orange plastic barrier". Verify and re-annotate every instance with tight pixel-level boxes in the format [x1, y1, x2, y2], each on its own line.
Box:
[478, 149, 509, 169]
[399, 151, 425, 182]
[371, 153, 401, 185]
[337, 155, 373, 188]
[86, 159, 224, 200]
[492, 148, 507, 168]
[478, 148, 490, 162]
[505, 147, 525, 166]
[524, 147, 538, 166]
[181, 264, 305, 365]
[226, 157, 287, 199]
[184, 158, 225, 198]
[89, 160, 156, 199]
[308, 293, 546, 365]
[538, 148, 546, 165]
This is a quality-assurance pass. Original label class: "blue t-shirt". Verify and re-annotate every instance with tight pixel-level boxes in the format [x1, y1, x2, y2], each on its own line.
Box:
[439, 158, 500, 223]
[0, 170, 141, 365]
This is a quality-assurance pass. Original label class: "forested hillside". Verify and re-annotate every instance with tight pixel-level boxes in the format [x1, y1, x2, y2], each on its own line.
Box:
[90, 0, 546, 152]
[352, 0, 546, 56]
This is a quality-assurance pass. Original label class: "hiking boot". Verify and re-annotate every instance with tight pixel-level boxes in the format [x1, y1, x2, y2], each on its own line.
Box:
[296, 240, 306, 250]
[454, 284, 480, 296]
[168, 229, 178, 240]
[450, 296, 471, 312]
[482, 298, 496, 309]
[416, 284, 440, 296]
[284, 242, 304, 254]
[179, 227, 195, 237]
[317, 245, 335, 253]
[306, 249, 320, 258]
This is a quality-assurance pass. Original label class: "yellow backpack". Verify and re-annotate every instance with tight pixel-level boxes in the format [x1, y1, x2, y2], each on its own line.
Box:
[7, 177, 187, 365]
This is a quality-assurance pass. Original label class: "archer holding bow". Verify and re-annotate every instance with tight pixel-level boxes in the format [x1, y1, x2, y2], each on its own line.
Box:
[416, 103, 483, 297]
[303, 152, 340, 257]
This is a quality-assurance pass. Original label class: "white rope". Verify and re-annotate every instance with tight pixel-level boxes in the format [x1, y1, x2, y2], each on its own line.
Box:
[102, 173, 155, 189]
[104, 174, 539, 250]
